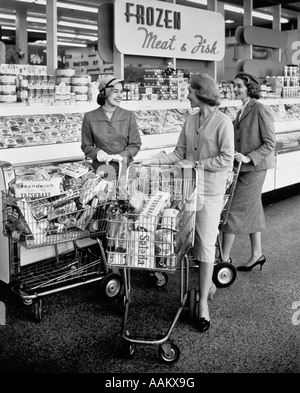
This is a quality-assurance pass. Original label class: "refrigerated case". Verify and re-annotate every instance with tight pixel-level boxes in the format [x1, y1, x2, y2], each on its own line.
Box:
[1, 97, 300, 286]
[0, 99, 189, 289]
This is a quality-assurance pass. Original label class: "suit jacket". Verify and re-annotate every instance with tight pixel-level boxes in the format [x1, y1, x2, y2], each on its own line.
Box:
[234, 98, 276, 171]
[158, 108, 234, 196]
[81, 106, 142, 170]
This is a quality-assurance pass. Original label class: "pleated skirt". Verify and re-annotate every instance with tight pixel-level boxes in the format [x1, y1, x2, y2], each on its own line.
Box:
[220, 170, 267, 234]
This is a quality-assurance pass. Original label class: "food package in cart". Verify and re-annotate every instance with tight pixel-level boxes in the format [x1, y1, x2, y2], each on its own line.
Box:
[134, 190, 171, 232]
[16, 199, 47, 245]
[155, 228, 176, 269]
[127, 229, 155, 269]
[3, 196, 34, 240]
[76, 197, 98, 230]
[14, 174, 64, 198]
[79, 177, 113, 205]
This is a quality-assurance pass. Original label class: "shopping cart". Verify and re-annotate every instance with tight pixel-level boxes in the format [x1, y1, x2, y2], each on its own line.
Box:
[1, 166, 123, 321]
[105, 164, 197, 363]
[212, 161, 242, 287]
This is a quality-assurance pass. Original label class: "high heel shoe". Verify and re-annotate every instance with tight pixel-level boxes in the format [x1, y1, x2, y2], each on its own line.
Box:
[196, 317, 210, 333]
[208, 283, 216, 300]
[236, 255, 266, 272]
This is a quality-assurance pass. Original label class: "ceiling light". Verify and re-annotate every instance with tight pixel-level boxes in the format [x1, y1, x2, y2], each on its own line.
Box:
[12, 0, 98, 13]
[57, 2, 98, 13]
[0, 13, 16, 20]
[224, 4, 289, 24]
[58, 21, 98, 30]
[27, 28, 46, 33]
[186, 1, 289, 24]
[1, 25, 16, 30]
[225, 20, 235, 24]
[57, 41, 87, 47]
[0, 14, 97, 31]
[57, 32, 98, 41]
[27, 16, 46, 24]
[29, 39, 87, 48]
[187, 1, 207, 5]
[13, 0, 46, 4]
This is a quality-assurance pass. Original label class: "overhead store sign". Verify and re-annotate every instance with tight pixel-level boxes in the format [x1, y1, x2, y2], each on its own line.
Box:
[114, 0, 225, 61]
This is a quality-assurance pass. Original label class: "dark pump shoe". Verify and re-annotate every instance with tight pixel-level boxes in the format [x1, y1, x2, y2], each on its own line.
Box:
[196, 317, 210, 333]
[237, 255, 266, 272]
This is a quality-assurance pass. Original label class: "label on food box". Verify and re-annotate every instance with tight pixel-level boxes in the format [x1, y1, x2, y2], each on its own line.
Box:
[127, 229, 155, 269]
[135, 190, 170, 232]
[14, 177, 64, 198]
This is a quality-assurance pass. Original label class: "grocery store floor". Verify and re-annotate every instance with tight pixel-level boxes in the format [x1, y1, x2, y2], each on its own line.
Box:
[0, 186, 300, 374]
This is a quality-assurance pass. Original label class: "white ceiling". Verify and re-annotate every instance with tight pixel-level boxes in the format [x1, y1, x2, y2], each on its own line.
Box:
[1, 0, 300, 47]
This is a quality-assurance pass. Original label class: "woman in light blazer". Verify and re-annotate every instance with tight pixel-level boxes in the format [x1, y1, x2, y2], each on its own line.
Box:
[136, 73, 234, 333]
[220, 72, 276, 271]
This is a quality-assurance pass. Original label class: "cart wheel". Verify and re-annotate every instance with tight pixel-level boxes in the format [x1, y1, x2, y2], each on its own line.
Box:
[33, 298, 42, 322]
[100, 273, 123, 299]
[213, 262, 237, 288]
[158, 343, 180, 364]
[154, 272, 168, 287]
[122, 340, 135, 358]
[117, 286, 126, 313]
[188, 288, 196, 320]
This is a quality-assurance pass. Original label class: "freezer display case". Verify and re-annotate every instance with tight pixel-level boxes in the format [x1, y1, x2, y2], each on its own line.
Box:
[1, 96, 300, 287]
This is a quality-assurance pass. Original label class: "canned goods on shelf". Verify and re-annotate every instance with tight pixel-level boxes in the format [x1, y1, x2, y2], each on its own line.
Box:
[71, 85, 88, 94]
[0, 74, 16, 85]
[71, 76, 89, 85]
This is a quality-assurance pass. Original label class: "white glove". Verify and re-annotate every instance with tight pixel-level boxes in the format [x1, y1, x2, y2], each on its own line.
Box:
[97, 150, 109, 162]
[134, 157, 160, 166]
[106, 154, 123, 163]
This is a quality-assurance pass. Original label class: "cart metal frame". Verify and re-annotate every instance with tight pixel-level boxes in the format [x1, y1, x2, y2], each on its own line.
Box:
[1, 168, 123, 321]
[106, 164, 198, 363]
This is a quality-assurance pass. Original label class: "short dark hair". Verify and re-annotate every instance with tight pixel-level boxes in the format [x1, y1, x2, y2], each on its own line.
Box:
[189, 73, 221, 106]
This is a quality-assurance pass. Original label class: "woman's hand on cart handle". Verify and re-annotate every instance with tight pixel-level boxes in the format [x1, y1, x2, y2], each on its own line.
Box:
[97, 149, 109, 162]
[234, 152, 251, 164]
[133, 157, 160, 166]
[177, 159, 196, 168]
[105, 154, 123, 164]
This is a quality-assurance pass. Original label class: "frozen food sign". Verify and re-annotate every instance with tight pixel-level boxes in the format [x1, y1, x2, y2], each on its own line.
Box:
[114, 0, 225, 61]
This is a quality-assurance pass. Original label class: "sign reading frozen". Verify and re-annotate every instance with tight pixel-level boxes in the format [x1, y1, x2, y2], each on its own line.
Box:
[114, 0, 225, 61]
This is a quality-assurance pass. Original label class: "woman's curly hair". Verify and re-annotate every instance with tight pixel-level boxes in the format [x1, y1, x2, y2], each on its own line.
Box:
[189, 73, 221, 106]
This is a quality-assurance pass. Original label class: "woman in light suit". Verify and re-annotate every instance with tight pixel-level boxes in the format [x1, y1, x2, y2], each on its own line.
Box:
[220, 72, 276, 271]
[136, 73, 234, 332]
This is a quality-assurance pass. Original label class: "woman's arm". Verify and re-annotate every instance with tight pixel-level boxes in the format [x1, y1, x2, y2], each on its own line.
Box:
[119, 112, 142, 163]
[247, 105, 276, 166]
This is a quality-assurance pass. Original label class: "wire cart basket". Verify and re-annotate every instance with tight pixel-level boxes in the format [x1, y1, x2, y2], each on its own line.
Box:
[1, 170, 123, 321]
[105, 164, 197, 363]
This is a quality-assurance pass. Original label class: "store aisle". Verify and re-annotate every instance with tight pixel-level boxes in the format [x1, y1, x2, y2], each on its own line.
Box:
[0, 193, 299, 374]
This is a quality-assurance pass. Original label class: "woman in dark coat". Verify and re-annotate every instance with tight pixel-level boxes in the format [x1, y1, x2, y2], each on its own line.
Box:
[220, 72, 276, 271]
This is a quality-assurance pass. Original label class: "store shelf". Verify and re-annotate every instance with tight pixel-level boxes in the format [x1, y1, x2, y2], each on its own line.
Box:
[1, 97, 300, 186]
